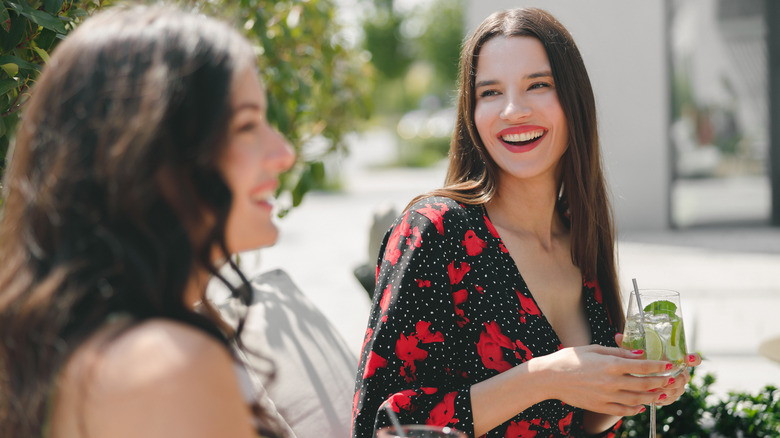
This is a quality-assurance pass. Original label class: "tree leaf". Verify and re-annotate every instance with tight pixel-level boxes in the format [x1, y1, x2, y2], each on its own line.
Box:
[43, 0, 64, 14]
[7, 1, 67, 34]
[0, 3, 10, 33]
[0, 63, 18, 77]
[0, 78, 16, 95]
[31, 44, 49, 62]
[0, 55, 39, 73]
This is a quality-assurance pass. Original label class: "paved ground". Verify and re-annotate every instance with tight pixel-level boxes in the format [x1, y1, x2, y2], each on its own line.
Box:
[243, 130, 780, 399]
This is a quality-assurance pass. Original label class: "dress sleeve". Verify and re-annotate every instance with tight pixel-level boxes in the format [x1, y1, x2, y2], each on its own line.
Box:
[352, 204, 475, 438]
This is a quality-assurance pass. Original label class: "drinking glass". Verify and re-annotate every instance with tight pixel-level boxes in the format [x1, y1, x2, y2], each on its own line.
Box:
[376, 425, 467, 438]
[622, 289, 688, 438]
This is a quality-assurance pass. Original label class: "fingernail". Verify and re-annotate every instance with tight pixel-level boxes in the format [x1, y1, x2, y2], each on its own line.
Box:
[668, 377, 675, 385]
[649, 388, 658, 393]
[658, 393, 668, 401]
[665, 363, 673, 371]
[631, 349, 644, 355]
[639, 406, 646, 413]
[688, 354, 697, 363]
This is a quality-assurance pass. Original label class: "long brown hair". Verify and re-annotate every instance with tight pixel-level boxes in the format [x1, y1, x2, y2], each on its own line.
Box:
[416, 7, 623, 329]
[0, 6, 277, 437]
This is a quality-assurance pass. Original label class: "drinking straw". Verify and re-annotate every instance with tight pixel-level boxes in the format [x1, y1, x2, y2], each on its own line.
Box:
[383, 404, 408, 438]
[631, 278, 645, 334]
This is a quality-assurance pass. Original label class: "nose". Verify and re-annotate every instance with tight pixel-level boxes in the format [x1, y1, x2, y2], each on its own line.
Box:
[500, 95, 531, 122]
[266, 128, 296, 173]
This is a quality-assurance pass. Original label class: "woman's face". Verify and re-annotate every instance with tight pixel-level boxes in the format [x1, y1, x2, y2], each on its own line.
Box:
[474, 36, 568, 186]
[219, 69, 295, 254]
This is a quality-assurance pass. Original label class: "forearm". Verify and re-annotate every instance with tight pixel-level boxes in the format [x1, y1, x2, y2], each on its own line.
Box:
[470, 357, 552, 437]
[582, 410, 622, 436]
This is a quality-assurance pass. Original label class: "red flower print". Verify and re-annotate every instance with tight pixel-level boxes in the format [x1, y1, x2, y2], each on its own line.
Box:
[386, 389, 418, 412]
[361, 328, 373, 355]
[516, 290, 541, 316]
[476, 330, 512, 372]
[396, 333, 428, 382]
[380, 284, 392, 322]
[558, 411, 573, 434]
[447, 261, 470, 285]
[417, 203, 449, 235]
[421, 387, 438, 395]
[529, 418, 550, 429]
[426, 391, 459, 427]
[408, 226, 422, 248]
[363, 351, 387, 378]
[352, 390, 360, 429]
[514, 339, 534, 361]
[415, 279, 432, 288]
[499, 243, 509, 253]
[384, 212, 409, 265]
[484, 214, 500, 238]
[484, 321, 515, 349]
[462, 230, 487, 256]
[415, 321, 444, 343]
[476, 285, 484, 294]
[505, 420, 537, 438]
[380, 285, 392, 313]
[452, 289, 470, 327]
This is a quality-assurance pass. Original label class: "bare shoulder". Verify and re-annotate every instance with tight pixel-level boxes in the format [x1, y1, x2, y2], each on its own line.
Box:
[51, 319, 256, 438]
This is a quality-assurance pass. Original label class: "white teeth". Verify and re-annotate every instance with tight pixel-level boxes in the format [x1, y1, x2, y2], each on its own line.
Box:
[501, 129, 544, 143]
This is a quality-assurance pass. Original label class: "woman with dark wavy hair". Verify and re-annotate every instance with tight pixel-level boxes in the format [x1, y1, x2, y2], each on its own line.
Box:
[0, 5, 294, 438]
[352, 8, 700, 437]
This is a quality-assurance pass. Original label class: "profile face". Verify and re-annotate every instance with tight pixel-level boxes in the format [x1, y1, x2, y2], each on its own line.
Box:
[219, 69, 295, 254]
[473, 36, 569, 186]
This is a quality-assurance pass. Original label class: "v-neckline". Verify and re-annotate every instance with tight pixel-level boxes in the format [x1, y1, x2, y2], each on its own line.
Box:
[480, 203, 594, 348]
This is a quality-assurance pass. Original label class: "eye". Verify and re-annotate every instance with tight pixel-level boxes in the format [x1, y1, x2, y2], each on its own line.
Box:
[236, 121, 259, 133]
[529, 82, 552, 91]
[478, 89, 500, 98]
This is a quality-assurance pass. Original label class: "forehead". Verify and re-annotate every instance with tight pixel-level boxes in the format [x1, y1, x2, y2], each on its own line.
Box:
[475, 36, 551, 79]
[231, 69, 266, 108]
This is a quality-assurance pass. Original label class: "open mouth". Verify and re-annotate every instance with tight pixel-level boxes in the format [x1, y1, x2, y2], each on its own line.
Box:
[500, 129, 545, 146]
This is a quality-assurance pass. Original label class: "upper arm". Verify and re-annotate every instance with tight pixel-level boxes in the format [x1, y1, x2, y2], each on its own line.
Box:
[54, 320, 257, 438]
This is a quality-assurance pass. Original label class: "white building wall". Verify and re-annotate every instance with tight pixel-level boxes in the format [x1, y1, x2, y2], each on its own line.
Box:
[467, 1, 669, 230]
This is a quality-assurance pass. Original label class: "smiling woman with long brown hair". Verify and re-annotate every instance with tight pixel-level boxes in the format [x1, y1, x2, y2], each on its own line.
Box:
[0, 5, 294, 438]
[352, 8, 701, 437]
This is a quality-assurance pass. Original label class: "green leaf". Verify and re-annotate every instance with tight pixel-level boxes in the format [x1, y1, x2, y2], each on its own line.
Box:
[0, 3, 10, 33]
[2, 13, 27, 52]
[0, 63, 18, 77]
[7, 1, 67, 34]
[31, 44, 49, 62]
[0, 78, 17, 95]
[43, 0, 64, 14]
[35, 27, 57, 51]
[0, 55, 39, 72]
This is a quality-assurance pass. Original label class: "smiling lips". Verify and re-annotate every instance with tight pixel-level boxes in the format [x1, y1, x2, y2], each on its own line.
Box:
[497, 125, 547, 152]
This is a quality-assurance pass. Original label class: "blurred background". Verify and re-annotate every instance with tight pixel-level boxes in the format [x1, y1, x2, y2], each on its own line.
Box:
[2, 0, 780, 431]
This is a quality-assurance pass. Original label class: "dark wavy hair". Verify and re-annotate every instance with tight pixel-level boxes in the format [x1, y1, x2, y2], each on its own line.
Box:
[0, 6, 277, 437]
[415, 7, 624, 329]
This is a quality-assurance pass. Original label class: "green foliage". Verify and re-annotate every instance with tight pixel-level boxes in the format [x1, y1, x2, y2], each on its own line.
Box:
[618, 371, 780, 437]
[0, 0, 372, 210]
[0, 0, 108, 177]
[186, 0, 374, 211]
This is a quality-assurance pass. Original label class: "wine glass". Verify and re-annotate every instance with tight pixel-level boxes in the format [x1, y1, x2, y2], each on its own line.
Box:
[376, 425, 467, 438]
[622, 289, 688, 438]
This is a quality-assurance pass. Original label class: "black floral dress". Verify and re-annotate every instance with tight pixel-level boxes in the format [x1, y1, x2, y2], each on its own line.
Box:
[351, 196, 622, 438]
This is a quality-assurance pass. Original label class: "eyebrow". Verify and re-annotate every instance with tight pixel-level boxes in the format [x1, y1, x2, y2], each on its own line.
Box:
[232, 101, 264, 112]
[475, 71, 554, 88]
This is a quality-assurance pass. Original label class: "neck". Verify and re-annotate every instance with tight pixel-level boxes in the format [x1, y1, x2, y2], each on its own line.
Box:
[185, 267, 211, 309]
[486, 175, 565, 249]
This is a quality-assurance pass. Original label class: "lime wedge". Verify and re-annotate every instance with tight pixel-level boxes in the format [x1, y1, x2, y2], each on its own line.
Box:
[645, 329, 664, 361]
[644, 300, 677, 317]
[666, 323, 686, 361]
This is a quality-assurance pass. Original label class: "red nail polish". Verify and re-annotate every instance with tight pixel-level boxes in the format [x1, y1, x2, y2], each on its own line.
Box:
[659, 393, 668, 401]
[665, 363, 673, 371]
[631, 349, 644, 355]
[649, 388, 658, 393]
[668, 378, 675, 385]
[688, 354, 697, 363]
[639, 406, 646, 413]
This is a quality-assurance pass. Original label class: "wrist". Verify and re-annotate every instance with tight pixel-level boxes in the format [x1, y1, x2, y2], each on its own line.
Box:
[526, 354, 558, 401]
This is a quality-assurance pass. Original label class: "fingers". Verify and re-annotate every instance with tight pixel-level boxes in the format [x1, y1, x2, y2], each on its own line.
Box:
[614, 332, 623, 347]
[686, 352, 702, 367]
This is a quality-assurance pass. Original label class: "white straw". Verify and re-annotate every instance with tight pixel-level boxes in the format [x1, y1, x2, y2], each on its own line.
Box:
[383, 404, 407, 438]
[631, 278, 646, 334]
